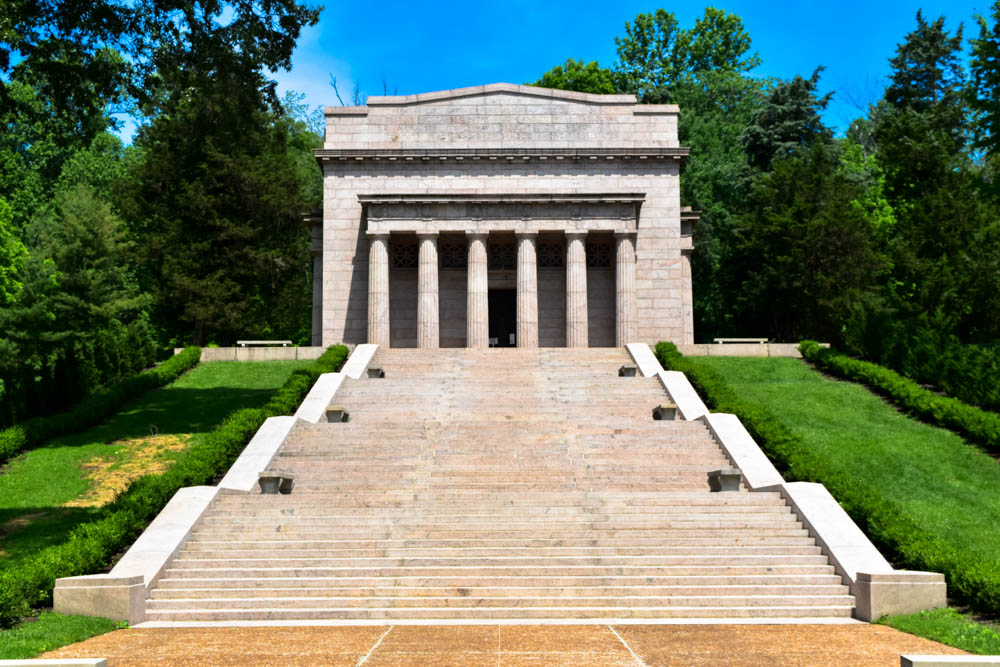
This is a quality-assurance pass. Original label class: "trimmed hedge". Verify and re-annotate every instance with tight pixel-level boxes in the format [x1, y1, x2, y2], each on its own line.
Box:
[0, 347, 203, 467]
[0, 344, 349, 628]
[654, 341, 1000, 617]
[799, 340, 1000, 456]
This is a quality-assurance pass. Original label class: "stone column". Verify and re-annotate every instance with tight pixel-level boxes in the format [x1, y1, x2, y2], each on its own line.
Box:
[565, 231, 589, 348]
[466, 233, 489, 348]
[417, 233, 439, 348]
[615, 232, 638, 347]
[367, 233, 390, 347]
[681, 248, 694, 344]
[516, 233, 539, 348]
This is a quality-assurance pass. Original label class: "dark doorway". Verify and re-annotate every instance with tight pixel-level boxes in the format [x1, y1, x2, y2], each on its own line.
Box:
[488, 289, 516, 347]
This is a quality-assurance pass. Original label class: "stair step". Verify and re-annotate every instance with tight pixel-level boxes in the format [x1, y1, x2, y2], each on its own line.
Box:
[144, 347, 854, 621]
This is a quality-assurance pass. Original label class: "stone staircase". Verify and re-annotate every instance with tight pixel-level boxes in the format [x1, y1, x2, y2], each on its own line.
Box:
[145, 348, 854, 621]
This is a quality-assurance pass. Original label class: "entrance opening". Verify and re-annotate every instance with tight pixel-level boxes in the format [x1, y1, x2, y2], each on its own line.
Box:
[488, 289, 516, 347]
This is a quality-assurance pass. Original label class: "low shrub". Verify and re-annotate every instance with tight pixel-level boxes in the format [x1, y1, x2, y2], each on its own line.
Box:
[0, 347, 202, 466]
[0, 344, 349, 628]
[654, 341, 1000, 616]
[799, 340, 1000, 455]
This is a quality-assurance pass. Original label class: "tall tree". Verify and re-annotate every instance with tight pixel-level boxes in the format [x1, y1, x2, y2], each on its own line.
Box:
[742, 68, 833, 170]
[0, 184, 154, 423]
[0, 199, 27, 308]
[870, 11, 990, 340]
[729, 142, 887, 342]
[970, 1, 1000, 154]
[613, 7, 759, 102]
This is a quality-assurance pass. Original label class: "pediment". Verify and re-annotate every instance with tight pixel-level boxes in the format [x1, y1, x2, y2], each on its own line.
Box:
[366, 83, 636, 107]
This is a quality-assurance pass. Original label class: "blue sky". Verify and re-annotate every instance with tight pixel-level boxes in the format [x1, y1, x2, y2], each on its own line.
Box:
[269, 0, 989, 135]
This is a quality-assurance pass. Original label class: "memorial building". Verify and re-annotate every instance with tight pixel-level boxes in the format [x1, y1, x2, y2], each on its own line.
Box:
[311, 83, 696, 348]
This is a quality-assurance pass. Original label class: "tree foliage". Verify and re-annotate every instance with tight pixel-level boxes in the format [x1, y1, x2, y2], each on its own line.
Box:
[530, 6, 1000, 351]
[531, 59, 618, 95]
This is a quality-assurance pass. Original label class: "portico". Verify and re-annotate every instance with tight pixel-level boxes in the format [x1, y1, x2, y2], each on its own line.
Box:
[313, 83, 697, 348]
[361, 194, 641, 348]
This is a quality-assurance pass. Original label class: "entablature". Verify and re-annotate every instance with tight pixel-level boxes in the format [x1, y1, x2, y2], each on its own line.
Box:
[360, 193, 644, 236]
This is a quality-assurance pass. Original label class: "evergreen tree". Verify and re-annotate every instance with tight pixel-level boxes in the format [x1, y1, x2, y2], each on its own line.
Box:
[742, 68, 833, 170]
[0, 198, 27, 307]
[0, 185, 154, 422]
[969, 1, 1000, 155]
[729, 143, 887, 342]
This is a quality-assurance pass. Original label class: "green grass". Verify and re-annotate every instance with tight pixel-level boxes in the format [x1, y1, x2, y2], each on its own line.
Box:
[0, 361, 311, 566]
[881, 608, 1000, 655]
[690, 356, 1000, 565]
[0, 612, 117, 659]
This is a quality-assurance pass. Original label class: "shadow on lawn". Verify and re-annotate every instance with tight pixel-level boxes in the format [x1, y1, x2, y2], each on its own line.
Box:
[37, 386, 277, 447]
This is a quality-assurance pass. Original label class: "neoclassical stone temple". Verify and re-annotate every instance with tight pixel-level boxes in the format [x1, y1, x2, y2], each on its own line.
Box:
[311, 83, 697, 348]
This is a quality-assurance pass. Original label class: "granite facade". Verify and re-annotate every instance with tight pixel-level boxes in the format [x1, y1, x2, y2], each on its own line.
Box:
[314, 83, 693, 347]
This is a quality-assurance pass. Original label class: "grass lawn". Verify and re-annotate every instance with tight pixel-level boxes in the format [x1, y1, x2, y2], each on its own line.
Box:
[0, 612, 117, 659]
[690, 356, 1000, 566]
[0, 360, 311, 567]
[881, 608, 1000, 655]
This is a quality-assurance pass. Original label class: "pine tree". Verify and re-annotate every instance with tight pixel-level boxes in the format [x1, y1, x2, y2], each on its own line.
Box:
[742, 68, 833, 170]
[970, 1, 1000, 155]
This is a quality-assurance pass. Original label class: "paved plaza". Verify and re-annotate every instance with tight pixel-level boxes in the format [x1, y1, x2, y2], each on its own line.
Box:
[44, 623, 966, 665]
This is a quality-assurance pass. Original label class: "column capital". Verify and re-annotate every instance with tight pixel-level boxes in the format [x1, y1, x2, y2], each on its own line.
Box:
[565, 230, 588, 240]
[367, 231, 390, 240]
[516, 231, 539, 239]
[614, 230, 637, 239]
[416, 231, 439, 239]
[466, 231, 488, 240]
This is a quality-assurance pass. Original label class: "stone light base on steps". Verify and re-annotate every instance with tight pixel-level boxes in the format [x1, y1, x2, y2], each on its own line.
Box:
[258, 472, 294, 495]
[707, 469, 742, 492]
[653, 404, 678, 420]
[325, 407, 349, 423]
[618, 364, 638, 377]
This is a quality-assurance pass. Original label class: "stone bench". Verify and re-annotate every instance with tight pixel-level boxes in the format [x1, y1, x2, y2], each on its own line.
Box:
[708, 468, 742, 492]
[713, 337, 767, 344]
[236, 339, 292, 347]
[259, 472, 294, 494]
[618, 364, 638, 377]
[652, 404, 678, 420]
[326, 406, 350, 422]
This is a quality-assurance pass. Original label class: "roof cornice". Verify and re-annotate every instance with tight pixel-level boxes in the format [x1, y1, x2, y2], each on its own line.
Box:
[314, 147, 690, 165]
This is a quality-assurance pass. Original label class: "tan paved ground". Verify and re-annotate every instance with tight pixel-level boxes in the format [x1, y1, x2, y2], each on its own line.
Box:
[43, 623, 967, 666]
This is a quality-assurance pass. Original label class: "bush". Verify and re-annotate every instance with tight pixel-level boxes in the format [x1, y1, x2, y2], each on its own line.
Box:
[799, 340, 1000, 455]
[654, 341, 1000, 616]
[0, 344, 349, 628]
[0, 347, 203, 466]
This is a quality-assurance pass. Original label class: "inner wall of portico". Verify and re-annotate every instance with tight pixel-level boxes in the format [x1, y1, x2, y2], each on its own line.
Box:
[386, 263, 610, 349]
[320, 159, 686, 347]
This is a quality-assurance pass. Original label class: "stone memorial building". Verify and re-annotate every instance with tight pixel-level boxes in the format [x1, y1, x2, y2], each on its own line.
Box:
[311, 83, 696, 348]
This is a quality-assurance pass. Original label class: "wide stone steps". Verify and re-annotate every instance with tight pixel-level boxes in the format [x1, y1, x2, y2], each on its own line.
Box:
[140, 608, 852, 624]
[145, 347, 855, 620]
[151, 584, 846, 604]
[154, 574, 845, 589]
